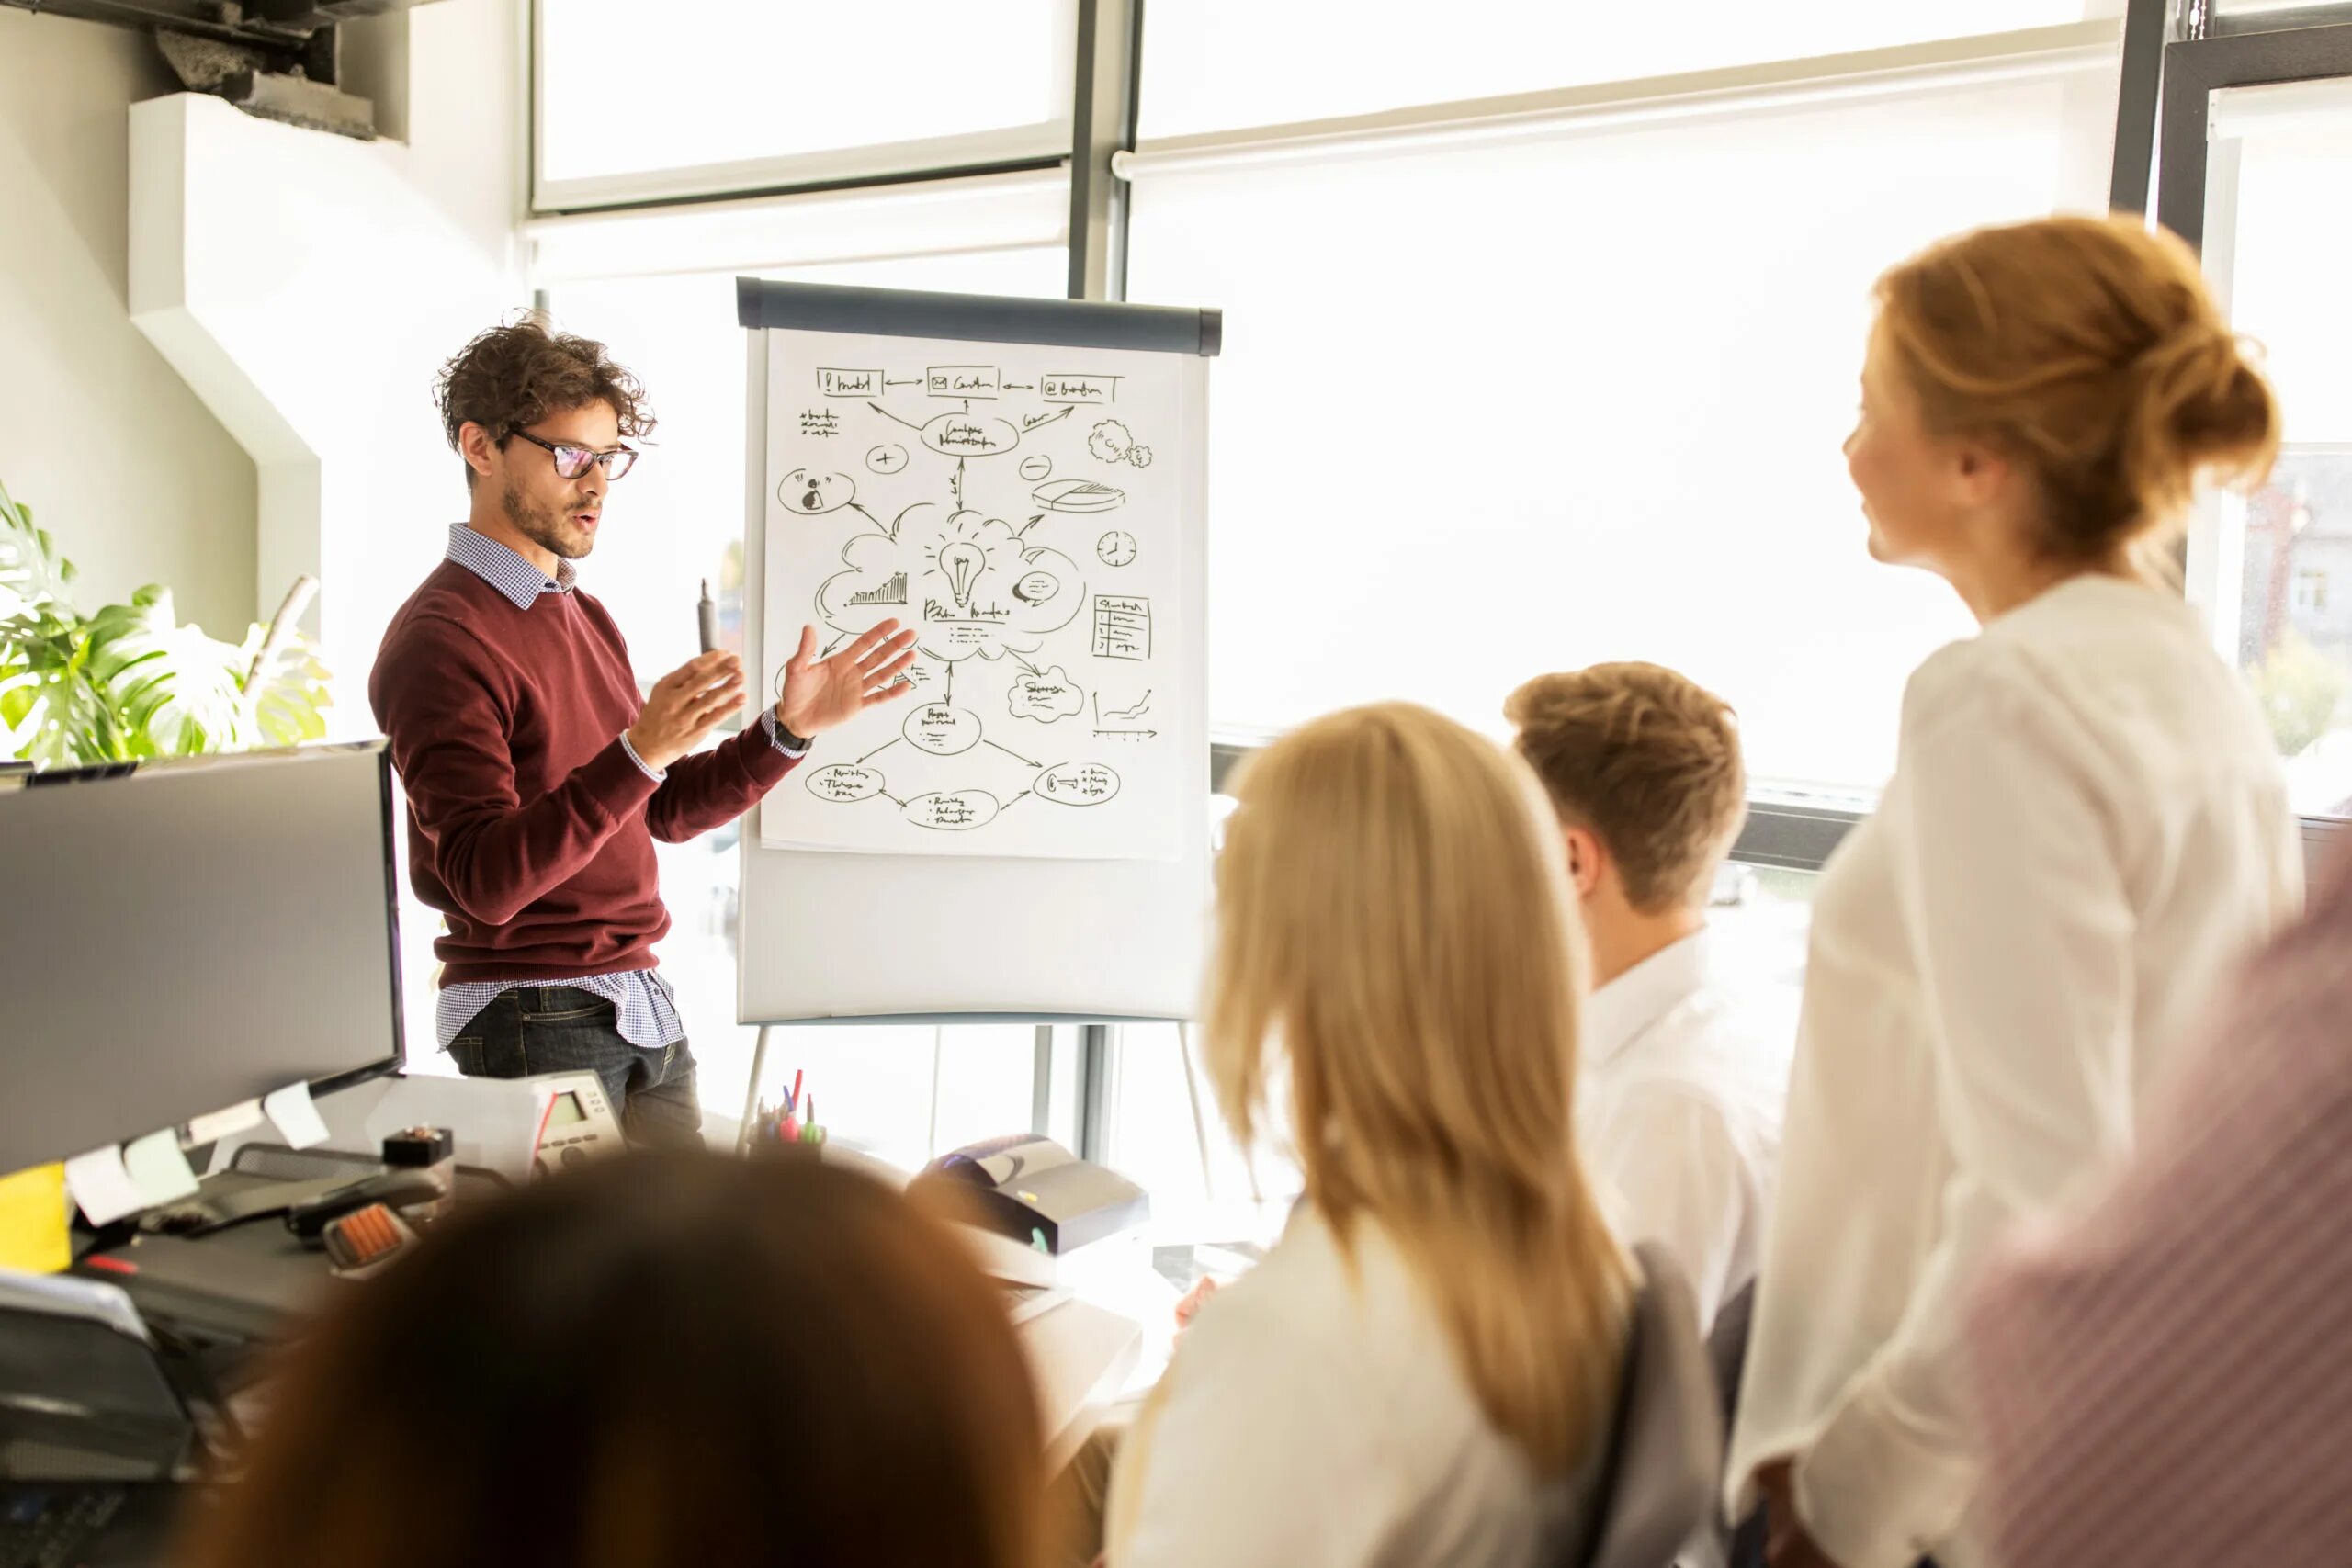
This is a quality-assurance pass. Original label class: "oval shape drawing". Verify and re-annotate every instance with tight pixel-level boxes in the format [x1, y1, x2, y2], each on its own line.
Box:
[1036, 762, 1121, 807]
[805, 764, 883, 803]
[780, 468, 855, 514]
[865, 444, 909, 475]
[1019, 453, 1053, 480]
[1012, 571, 1061, 605]
[904, 790, 999, 832]
[920, 412, 1020, 457]
[904, 702, 981, 757]
[1033, 479, 1125, 513]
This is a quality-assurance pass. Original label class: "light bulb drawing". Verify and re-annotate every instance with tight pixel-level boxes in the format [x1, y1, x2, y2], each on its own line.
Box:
[938, 542, 987, 609]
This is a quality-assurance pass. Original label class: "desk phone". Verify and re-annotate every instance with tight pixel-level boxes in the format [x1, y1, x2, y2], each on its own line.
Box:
[531, 1073, 626, 1178]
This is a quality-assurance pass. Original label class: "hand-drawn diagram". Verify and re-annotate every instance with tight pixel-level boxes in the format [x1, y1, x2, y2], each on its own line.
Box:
[1091, 595, 1152, 660]
[798, 663, 1118, 833]
[1009, 661, 1085, 723]
[1034, 479, 1125, 513]
[817, 503, 1084, 665]
[763, 336, 1182, 860]
[1088, 420, 1153, 468]
[782, 468, 856, 514]
[1101, 689, 1151, 722]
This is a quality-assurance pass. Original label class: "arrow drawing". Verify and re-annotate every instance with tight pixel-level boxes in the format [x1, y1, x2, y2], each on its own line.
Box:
[985, 739, 1044, 768]
[1015, 513, 1045, 540]
[1023, 406, 1076, 434]
[1000, 789, 1033, 810]
[858, 737, 903, 765]
[868, 400, 923, 432]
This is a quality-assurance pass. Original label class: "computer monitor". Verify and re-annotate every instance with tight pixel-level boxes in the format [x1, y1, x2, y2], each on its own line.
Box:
[0, 742, 405, 1172]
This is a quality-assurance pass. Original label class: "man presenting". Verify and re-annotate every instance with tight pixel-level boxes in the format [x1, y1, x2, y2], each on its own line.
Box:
[370, 319, 915, 1144]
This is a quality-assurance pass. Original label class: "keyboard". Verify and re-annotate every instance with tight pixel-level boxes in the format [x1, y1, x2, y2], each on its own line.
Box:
[0, 1483, 177, 1568]
[2, 1484, 123, 1568]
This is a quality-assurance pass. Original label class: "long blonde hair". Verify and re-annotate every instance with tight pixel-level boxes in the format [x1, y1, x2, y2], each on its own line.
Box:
[1205, 702, 1630, 1474]
[1873, 213, 2278, 564]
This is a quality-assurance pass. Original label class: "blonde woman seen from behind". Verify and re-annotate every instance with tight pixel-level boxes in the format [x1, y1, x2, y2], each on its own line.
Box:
[1103, 703, 1634, 1568]
[1727, 215, 2303, 1568]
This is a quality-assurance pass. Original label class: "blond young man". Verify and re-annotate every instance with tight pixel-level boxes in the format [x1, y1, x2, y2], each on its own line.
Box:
[1507, 663, 1787, 1330]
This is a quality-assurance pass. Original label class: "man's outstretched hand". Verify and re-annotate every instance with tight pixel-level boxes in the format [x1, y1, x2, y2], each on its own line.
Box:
[627, 651, 746, 771]
[775, 620, 919, 739]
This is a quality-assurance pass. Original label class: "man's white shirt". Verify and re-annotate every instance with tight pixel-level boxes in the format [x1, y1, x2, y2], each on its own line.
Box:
[1579, 931, 1790, 1331]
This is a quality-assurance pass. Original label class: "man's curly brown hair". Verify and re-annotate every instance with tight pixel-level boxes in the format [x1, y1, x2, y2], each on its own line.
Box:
[434, 315, 655, 491]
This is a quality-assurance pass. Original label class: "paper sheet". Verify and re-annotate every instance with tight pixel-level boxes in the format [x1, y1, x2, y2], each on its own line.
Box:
[62, 1145, 146, 1226]
[262, 1081, 331, 1150]
[757, 330, 1190, 862]
[120, 1129, 199, 1205]
[187, 1099, 265, 1145]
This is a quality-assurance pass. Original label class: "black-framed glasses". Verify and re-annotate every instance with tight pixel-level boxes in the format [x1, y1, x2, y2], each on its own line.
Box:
[510, 429, 638, 481]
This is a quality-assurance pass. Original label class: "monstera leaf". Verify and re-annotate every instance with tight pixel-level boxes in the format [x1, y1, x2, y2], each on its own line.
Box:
[232, 592, 332, 749]
[83, 587, 249, 758]
[0, 476, 75, 619]
[81, 581, 332, 758]
[0, 479, 107, 766]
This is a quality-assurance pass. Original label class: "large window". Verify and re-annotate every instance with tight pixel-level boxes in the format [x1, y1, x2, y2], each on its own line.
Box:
[2197, 82, 2352, 816]
[535, 0, 1078, 209]
[521, 9, 2160, 1200]
[1127, 54, 2120, 793]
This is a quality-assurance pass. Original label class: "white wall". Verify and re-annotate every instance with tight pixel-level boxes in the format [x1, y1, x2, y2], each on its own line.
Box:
[121, 0, 526, 1057]
[0, 11, 256, 636]
[129, 0, 528, 716]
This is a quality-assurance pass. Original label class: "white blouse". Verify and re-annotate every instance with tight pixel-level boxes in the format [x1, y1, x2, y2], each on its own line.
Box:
[1105, 1204, 1601, 1568]
[1725, 575, 2302, 1568]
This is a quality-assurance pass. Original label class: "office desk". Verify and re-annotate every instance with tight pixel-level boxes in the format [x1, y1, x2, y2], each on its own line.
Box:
[1021, 1295, 1145, 1473]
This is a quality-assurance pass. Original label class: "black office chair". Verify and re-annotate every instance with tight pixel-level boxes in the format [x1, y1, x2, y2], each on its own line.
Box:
[1708, 1279, 1763, 1568]
[1564, 1242, 1724, 1568]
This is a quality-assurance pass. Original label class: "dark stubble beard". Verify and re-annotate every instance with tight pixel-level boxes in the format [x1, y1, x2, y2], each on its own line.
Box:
[503, 478, 594, 562]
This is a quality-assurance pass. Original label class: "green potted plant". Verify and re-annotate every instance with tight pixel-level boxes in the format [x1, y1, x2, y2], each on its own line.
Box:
[0, 477, 332, 768]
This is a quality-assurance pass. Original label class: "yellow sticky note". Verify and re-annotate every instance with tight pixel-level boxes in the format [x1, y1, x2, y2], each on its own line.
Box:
[0, 1163, 72, 1274]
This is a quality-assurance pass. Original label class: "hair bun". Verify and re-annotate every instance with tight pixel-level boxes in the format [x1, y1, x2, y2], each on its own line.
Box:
[1873, 216, 2280, 561]
[2123, 322, 2277, 525]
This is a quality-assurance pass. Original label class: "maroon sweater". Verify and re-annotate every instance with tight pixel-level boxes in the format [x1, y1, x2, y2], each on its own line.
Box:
[369, 561, 797, 984]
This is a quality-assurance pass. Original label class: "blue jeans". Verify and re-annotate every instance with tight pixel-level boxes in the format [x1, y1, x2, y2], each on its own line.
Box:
[445, 986, 704, 1149]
